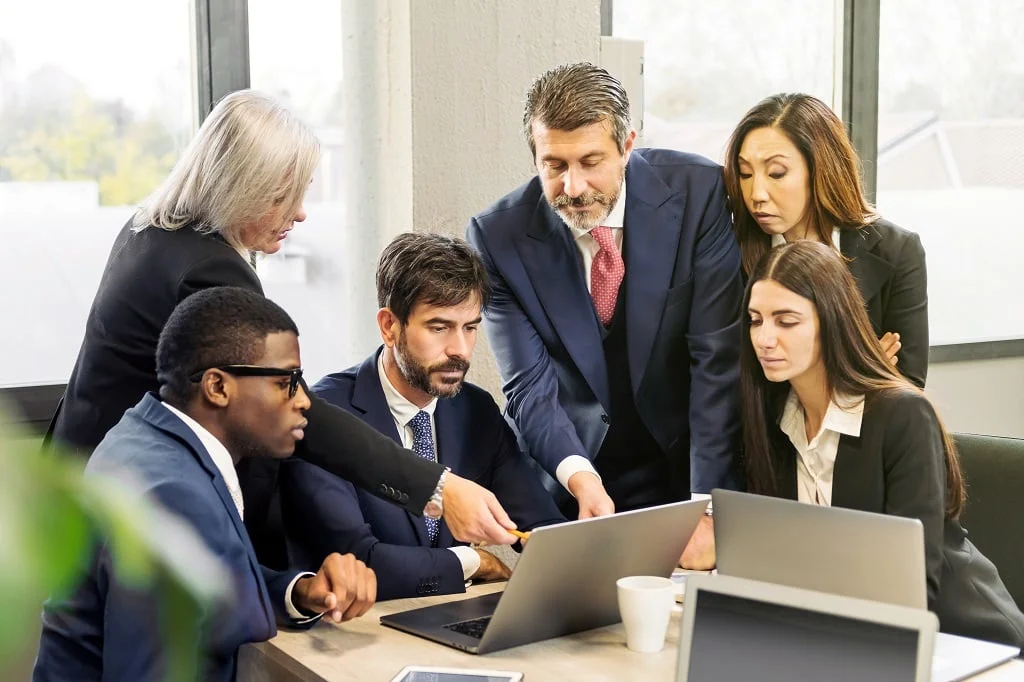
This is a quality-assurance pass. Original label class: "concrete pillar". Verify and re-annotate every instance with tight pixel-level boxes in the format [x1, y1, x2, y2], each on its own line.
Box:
[341, 0, 602, 397]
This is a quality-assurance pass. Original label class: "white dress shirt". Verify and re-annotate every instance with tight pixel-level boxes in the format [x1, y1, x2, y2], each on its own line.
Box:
[377, 355, 480, 581]
[777, 391, 865, 506]
[162, 402, 314, 622]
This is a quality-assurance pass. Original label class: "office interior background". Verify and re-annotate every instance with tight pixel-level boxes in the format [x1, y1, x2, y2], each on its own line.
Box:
[1, 0, 1022, 439]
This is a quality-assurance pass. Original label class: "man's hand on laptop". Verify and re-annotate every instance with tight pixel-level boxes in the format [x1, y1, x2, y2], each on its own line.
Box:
[568, 471, 615, 519]
[679, 516, 716, 571]
[294, 552, 377, 622]
[443, 472, 519, 545]
[472, 549, 513, 582]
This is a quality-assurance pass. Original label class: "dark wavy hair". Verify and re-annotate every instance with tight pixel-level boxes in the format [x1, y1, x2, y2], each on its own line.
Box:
[376, 233, 492, 324]
[740, 241, 965, 519]
[723, 93, 877, 275]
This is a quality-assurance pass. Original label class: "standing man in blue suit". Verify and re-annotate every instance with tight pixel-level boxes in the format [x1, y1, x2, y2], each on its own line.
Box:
[466, 63, 743, 569]
[34, 287, 377, 682]
[280, 233, 564, 600]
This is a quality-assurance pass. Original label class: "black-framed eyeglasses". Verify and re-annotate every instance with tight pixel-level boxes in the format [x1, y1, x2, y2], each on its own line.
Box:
[189, 365, 304, 399]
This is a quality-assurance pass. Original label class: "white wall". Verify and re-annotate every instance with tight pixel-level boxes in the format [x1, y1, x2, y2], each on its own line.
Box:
[927, 357, 1024, 438]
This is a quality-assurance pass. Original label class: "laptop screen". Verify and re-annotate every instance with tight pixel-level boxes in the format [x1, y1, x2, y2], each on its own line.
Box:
[683, 589, 921, 682]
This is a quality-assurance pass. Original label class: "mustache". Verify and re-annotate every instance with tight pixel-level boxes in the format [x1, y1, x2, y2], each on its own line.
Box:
[550, 191, 614, 210]
[429, 357, 470, 374]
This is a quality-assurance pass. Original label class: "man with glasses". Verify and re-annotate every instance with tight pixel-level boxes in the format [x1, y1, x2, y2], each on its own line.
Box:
[34, 287, 377, 682]
[280, 233, 564, 600]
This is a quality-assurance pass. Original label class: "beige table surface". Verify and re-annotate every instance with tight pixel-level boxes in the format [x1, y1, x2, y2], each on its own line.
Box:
[240, 581, 1024, 682]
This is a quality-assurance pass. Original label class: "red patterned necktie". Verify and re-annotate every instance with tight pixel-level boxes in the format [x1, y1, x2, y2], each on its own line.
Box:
[590, 226, 625, 326]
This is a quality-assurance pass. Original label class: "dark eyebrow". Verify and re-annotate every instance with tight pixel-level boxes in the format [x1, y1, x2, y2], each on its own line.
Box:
[747, 308, 804, 317]
[737, 153, 790, 164]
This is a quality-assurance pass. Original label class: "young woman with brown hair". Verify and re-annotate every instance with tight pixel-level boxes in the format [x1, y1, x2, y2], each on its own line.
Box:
[724, 93, 929, 388]
[740, 240, 1024, 647]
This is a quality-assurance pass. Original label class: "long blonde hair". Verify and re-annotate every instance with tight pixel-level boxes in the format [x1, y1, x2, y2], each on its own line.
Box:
[133, 89, 320, 252]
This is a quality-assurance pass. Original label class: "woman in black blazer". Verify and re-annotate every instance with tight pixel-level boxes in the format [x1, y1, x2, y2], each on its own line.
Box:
[724, 93, 928, 388]
[739, 240, 1024, 647]
[48, 90, 517, 566]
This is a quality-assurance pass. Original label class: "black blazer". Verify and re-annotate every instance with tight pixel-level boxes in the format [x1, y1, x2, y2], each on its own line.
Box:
[49, 221, 444, 566]
[767, 389, 1024, 647]
[280, 350, 564, 600]
[840, 219, 929, 388]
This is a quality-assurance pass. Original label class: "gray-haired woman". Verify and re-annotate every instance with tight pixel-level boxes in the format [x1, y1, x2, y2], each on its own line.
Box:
[49, 90, 517, 564]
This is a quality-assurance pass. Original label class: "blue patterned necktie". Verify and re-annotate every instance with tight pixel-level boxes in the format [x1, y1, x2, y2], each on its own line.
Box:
[409, 410, 440, 547]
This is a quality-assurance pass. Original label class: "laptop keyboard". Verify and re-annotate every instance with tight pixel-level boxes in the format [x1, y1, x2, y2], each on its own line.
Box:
[442, 615, 492, 639]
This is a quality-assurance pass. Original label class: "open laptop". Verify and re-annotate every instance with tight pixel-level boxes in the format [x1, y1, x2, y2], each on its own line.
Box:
[712, 489, 1020, 680]
[713, 488, 928, 608]
[380, 499, 708, 654]
[676, 574, 939, 682]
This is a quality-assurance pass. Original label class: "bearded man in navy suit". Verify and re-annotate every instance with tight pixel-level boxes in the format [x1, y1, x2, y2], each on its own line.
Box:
[280, 233, 564, 600]
[466, 63, 745, 569]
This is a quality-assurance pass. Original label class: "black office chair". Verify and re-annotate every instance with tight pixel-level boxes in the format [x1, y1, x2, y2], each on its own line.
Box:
[954, 432, 1024, 610]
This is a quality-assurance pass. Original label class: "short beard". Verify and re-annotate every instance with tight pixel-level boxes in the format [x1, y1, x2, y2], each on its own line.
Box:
[395, 332, 470, 399]
[223, 426, 276, 461]
[549, 170, 624, 231]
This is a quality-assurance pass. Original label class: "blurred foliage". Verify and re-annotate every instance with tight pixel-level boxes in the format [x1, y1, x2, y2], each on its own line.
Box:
[0, 407, 230, 681]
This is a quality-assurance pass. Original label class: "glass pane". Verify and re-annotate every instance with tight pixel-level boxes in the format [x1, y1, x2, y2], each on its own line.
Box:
[0, 0, 194, 387]
[249, 0, 352, 383]
[877, 0, 1024, 344]
[614, 0, 838, 164]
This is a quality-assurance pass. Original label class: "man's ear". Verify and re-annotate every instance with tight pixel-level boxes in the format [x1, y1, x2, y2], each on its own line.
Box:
[622, 128, 637, 164]
[377, 308, 401, 347]
[199, 370, 231, 408]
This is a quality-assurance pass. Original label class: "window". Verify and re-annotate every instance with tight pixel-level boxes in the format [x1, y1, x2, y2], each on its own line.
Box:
[876, 0, 1024, 345]
[249, 0, 358, 382]
[613, 0, 838, 164]
[0, 0, 194, 387]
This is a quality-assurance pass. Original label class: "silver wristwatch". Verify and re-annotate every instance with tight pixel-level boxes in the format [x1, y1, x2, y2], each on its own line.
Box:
[424, 467, 451, 519]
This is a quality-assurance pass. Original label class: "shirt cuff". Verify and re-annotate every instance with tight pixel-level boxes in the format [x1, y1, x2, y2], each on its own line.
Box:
[691, 492, 712, 515]
[449, 545, 482, 581]
[555, 455, 600, 493]
[285, 571, 319, 622]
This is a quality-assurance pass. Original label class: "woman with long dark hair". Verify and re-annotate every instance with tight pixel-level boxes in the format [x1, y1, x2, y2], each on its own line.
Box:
[724, 93, 928, 388]
[741, 240, 1023, 647]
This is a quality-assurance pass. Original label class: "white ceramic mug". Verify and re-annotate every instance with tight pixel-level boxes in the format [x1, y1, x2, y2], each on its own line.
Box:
[616, 575, 675, 653]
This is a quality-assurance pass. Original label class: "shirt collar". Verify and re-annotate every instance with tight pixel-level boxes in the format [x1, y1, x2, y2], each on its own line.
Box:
[771, 226, 842, 250]
[377, 351, 438, 428]
[161, 401, 243, 517]
[779, 389, 865, 443]
[566, 175, 628, 241]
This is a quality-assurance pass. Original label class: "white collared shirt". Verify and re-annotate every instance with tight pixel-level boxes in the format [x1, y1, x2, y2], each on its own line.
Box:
[777, 391, 865, 506]
[771, 227, 842, 250]
[377, 354, 480, 581]
[161, 401, 313, 622]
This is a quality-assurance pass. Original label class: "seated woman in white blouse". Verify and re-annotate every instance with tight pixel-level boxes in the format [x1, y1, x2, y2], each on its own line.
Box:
[738, 239, 1024, 648]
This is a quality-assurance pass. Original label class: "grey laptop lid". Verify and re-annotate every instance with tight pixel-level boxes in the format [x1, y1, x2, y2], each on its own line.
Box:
[677, 574, 938, 682]
[713, 489, 927, 609]
[382, 499, 708, 654]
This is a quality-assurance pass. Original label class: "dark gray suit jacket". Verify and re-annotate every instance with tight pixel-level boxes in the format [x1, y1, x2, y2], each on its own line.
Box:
[840, 219, 928, 388]
[768, 389, 1024, 647]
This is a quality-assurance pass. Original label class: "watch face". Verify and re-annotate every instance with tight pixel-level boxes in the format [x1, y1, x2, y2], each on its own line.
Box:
[425, 500, 443, 519]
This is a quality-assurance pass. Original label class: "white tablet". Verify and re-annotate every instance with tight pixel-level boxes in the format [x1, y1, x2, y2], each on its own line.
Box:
[389, 666, 524, 682]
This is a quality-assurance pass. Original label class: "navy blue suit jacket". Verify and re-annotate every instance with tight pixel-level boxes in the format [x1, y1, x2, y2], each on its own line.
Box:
[466, 149, 743, 495]
[279, 350, 565, 601]
[34, 394, 312, 682]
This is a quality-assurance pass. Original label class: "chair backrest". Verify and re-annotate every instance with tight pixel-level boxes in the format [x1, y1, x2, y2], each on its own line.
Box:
[954, 433, 1024, 609]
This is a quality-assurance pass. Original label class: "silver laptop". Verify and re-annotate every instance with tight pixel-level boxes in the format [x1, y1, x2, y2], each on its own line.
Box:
[712, 489, 1020, 680]
[677, 574, 939, 682]
[380, 499, 708, 654]
[713, 488, 927, 608]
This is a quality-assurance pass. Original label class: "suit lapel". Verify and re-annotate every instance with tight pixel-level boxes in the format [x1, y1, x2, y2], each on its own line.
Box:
[351, 351, 431, 547]
[136, 394, 275, 631]
[623, 155, 683, 396]
[841, 224, 892, 313]
[516, 202, 610, 410]
[433, 399, 461, 548]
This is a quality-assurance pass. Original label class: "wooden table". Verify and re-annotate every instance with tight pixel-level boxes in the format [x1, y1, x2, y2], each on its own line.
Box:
[241, 582, 1024, 682]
